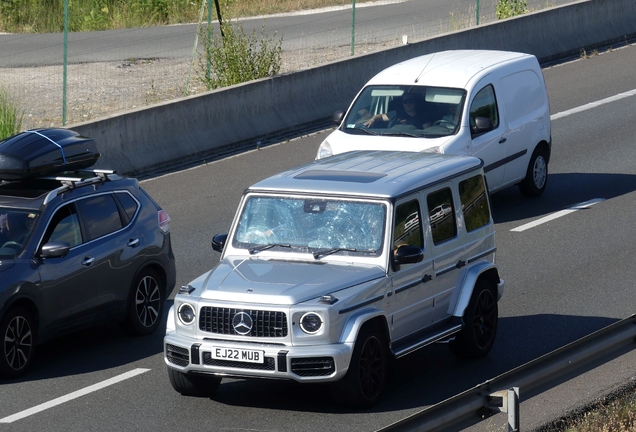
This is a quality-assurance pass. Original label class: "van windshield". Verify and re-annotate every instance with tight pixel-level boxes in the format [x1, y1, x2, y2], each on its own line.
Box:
[342, 85, 466, 138]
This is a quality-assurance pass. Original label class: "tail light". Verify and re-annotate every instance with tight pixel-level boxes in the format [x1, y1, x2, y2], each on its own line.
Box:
[158, 210, 171, 233]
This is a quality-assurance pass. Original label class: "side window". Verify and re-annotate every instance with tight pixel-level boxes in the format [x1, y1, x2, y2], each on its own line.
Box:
[459, 174, 491, 232]
[393, 200, 423, 251]
[76, 194, 124, 241]
[470, 85, 499, 137]
[427, 188, 457, 245]
[115, 191, 139, 223]
[43, 204, 82, 248]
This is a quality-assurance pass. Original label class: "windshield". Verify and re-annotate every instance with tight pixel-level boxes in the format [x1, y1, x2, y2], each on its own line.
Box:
[0, 209, 40, 259]
[233, 195, 386, 257]
[342, 85, 466, 138]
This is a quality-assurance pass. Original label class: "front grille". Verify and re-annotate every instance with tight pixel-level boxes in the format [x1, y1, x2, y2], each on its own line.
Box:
[202, 352, 276, 370]
[166, 344, 189, 367]
[199, 307, 288, 337]
[291, 357, 335, 377]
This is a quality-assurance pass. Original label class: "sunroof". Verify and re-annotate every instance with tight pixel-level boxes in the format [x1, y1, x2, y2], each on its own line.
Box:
[0, 179, 59, 199]
[294, 170, 386, 183]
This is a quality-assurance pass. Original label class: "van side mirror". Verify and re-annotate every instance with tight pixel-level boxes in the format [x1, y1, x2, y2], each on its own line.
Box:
[211, 234, 227, 253]
[331, 110, 344, 125]
[471, 117, 494, 136]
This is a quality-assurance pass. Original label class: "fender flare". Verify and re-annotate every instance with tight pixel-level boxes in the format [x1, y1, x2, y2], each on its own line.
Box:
[339, 307, 388, 344]
[452, 261, 500, 318]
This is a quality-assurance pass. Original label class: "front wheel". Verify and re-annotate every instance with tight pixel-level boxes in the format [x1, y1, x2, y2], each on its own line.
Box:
[519, 147, 548, 197]
[0, 307, 36, 379]
[125, 268, 165, 336]
[330, 324, 387, 408]
[449, 280, 498, 359]
[168, 368, 221, 397]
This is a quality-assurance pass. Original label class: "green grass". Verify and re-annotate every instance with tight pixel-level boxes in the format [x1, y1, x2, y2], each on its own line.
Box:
[0, 85, 23, 140]
[0, 0, 354, 33]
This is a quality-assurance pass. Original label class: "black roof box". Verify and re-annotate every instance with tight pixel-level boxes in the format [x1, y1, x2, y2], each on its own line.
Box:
[0, 128, 100, 181]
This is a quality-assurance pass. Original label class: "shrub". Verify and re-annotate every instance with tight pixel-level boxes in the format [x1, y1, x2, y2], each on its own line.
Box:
[496, 0, 528, 19]
[197, 20, 282, 90]
[0, 85, 24, 141]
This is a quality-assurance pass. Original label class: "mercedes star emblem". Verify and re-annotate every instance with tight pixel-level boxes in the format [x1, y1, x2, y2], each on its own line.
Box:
[232, 312, 253, 335]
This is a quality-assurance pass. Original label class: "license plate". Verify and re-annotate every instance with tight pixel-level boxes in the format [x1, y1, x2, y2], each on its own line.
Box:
[212, 347, 264, 364]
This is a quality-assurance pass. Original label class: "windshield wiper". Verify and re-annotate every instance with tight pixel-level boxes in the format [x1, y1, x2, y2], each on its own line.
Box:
[249, 243, 291, 254]
[348, 125, 380, 135]
[383, 131, 421, 138]
[312, 247, 374, 259]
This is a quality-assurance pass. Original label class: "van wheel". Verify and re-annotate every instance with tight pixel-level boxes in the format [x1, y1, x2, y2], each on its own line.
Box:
[449, 280, 498, 359]
[330, 324, 387, 408]
[0, 307, 36, 379]
[168, 368, 221, 397]
[126, 268, 164, 336]
[519, 147, 548, 197]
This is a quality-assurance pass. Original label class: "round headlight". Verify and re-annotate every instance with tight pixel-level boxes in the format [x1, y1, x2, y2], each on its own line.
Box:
[178, 303, 196, 325]
[300, 312, 323, 334]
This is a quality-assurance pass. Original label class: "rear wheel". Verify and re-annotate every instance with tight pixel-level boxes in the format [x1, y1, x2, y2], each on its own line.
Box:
[126, 268, 164, 336]
[519, 147, 548, 197]
[168, 368, 221, 397]
[449, 280, 498, 359]
[0, 307, 36, 379]
[330, 324, 387, 408]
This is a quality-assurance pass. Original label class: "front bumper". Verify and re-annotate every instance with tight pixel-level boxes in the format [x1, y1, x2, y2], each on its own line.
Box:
[164, 332, 354, 383]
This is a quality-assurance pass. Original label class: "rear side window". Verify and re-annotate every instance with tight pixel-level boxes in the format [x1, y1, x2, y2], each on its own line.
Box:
[115, 191, 139, 223]
[459, 175, 491, 232]
[76, 194, 123, 241]
[470, 85, 499, 137]
[427, 188, 456, 245]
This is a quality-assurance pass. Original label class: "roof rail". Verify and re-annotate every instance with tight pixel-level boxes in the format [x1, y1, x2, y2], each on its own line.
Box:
[42, 169, 120, 205]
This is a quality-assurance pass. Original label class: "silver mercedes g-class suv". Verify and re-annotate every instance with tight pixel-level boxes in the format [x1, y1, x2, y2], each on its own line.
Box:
[164, 150, 504, 408]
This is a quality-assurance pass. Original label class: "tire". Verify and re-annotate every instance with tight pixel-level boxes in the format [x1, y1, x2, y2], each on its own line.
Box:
[0, 307, 36, 379]
[125, 268, 165, 336]
[330, 324, 388, 408]
[449, 280, 498, 359]
[167, 368, 221, 397]
[519, 147, 548, 197]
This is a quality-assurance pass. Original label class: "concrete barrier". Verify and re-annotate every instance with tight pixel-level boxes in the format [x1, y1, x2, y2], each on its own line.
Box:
[72, 0, 636, 176]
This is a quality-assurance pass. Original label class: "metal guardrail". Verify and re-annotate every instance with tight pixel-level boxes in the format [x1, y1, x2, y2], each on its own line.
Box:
[377, 314, 636, 432]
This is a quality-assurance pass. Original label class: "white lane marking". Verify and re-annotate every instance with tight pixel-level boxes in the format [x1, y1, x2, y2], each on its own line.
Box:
[551, 89, 636, 120]
[0, 368, 150, 424]
[510, 198, 605, 232]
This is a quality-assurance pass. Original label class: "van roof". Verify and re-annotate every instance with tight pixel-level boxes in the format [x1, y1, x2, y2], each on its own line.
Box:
[248, 151, 483, 199]
[366, 50, 535, 89]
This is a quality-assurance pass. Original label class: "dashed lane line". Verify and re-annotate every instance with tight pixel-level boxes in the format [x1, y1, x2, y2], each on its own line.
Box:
[0, 368, 150, 424]
[510, 198, 605, 232]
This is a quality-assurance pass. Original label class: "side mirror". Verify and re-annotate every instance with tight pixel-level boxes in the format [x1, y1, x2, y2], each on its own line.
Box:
[392, 244, 424, 271]
[331, 110, 344, 125]
[40, 241, 71, 258]
[211, 234, 228, 253]
[471, 116, 494, 136]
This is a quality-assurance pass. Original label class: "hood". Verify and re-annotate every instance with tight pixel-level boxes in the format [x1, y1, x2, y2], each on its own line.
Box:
[323, 129, 454, 154]
[0, 260, 15, 273]
[193, 256, 385, 305]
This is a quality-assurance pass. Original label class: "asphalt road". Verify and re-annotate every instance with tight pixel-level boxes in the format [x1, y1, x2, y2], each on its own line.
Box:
[1, 44, 635, 431]
[0, 0, 574, 68]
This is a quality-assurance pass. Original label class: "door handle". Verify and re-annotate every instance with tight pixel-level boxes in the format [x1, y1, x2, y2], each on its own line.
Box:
[499, 138, 507, 144]
[456, 260, 466, 269]
[128, 238, 140, 248]
[422, 274, 432, 283]
[82, 256, 95, 266]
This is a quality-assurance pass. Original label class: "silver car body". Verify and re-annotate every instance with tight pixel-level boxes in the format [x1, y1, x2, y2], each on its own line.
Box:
[165, 151, 503, 383]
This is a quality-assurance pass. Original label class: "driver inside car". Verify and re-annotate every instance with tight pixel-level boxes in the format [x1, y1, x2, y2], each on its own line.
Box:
[364, 92, 433, 129]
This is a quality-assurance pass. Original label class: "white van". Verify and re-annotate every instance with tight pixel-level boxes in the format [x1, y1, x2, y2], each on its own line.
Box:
[316, 50, 552, 197]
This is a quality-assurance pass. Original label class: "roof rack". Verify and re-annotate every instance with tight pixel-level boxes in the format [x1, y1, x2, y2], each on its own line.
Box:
[42, 169, 120, 205]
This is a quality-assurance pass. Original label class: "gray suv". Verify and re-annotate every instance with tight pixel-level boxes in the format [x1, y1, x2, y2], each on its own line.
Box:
[0, 128, 176, 379]
[164, 150, 503, 407]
